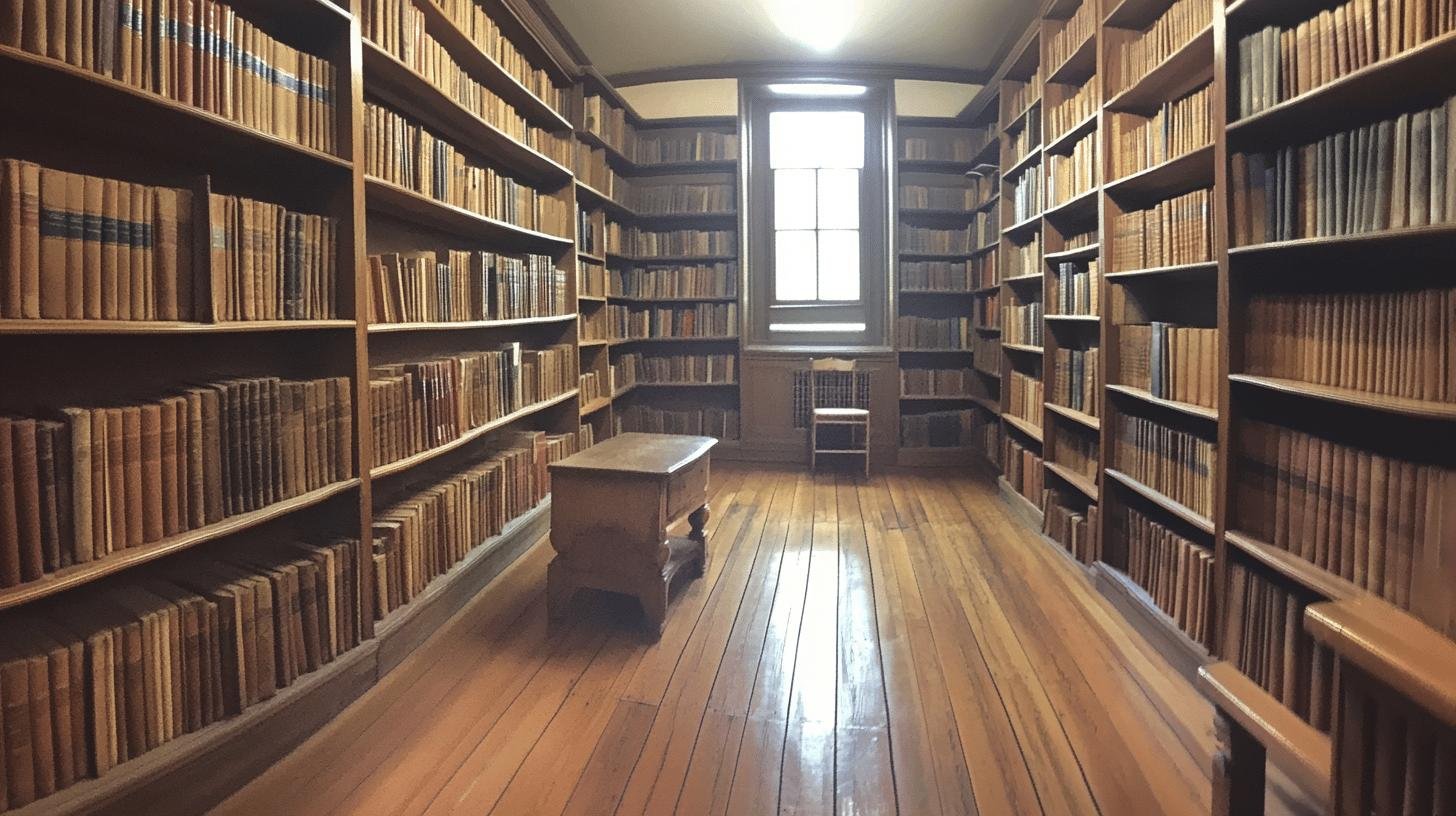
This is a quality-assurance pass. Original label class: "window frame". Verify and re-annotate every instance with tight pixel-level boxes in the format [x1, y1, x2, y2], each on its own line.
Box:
[742, 79, 893, 350]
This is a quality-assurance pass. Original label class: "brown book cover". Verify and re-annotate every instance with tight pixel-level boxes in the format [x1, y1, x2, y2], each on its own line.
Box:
[34, 421, 61, 574]
[38, 167, 68, 319]
[12, 420, 44, 582]
[100, 178, 120, 320]
[184, 392, 206, 529]
[20, 627, 72, 792]
[335, 376, 354, 480]
[152, 187, 181, 321]
[80, 174, 102, 319]
[103, 409, 125, 555]
[121, 406, 144, 549]
[221, 381, 243, 516]
[115, 181, 133, 320]
[0, 644, 38, 806]
[0, 418, 19, 588]
[130, 182, 151, 320]
[1, 161, 21, 319]
[169, 396, 190, 532]
[198, 387, 224, 524]
[208, 194, 231, 321]
[29, 620, 87, 788]
[160, 397, 181, 537]
[15, 160, 41, 320]
[139, 404, 164, 543]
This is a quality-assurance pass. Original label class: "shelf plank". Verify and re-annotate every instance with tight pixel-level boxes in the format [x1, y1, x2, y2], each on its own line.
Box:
[1002, 413, 1045, 443]
[1228, 223, 1456, 260]
[609, 336, 739, 346]
[1046, 461, 1099, 501]
[1197, 662, 1333, 805]
[1043, 186, 1100, 225]
[1003, 343, 1045, 354]
[1106, 383, 1219, 421]
[1103, 261, 1218, 281]
[367, 314, 577, 334]
[1044, 242, 1101, 263]
[1045, 112, 1100, 156]
[607, 295, 738, 303]
[1229, 375, 1456, 421]
[1104, 468, 1214, 534]
[0, 479, 360, 611]
[1045, 401, 1101, 430]
[1046, 33, 1098, 86]
[1223, 530, 1362, 602]
[365, 176, 573, 249]
[1044, 314, 1100, 323]
[1105, 25, 1214, 113]
[0, 320, 355, 335]
[580, 396, 612, 416]
[1004, 145, 1044, 177]
[1105, 143, 1215, 203]
[371, 390, 579, 479]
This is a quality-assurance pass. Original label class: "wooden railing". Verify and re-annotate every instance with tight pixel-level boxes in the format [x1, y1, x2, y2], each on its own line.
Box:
[1200, 598, 1456, 815]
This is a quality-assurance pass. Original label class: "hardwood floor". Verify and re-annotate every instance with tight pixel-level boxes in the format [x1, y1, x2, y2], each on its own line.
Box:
[214, 463, 1274, 815]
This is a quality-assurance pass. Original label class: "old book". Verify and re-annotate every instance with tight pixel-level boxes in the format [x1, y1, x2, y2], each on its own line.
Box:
[0, 640, 39, 806]
[1410, 108, 1432, 227]
[100, 178, 120, 319]
[153, 187, 181, 321]
[34, 421, 61, 573]
[12, 420, 44, 582]
[29, 620, 86, 788]
[115, 181, 133, 320]
[38, 167, 67, 319]
[0, 419, 19, 587]
[160, 397, 181, 537]
[63, 170, 84, 319]
[121, 406, 144, 549]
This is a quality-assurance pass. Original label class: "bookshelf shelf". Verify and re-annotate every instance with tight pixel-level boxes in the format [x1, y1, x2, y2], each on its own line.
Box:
[578, 295, 608, 304]
[1103, 260, 1218, 281]
[580, 396, 612, 416]
[1047, 33, 1098, 85]
[1044, 242, 1100, 263]
[973, 283, 1003, 295]
[0, 46, 351, 175]
[1046, 461, 1099, 502]
[898, 158, 982, 172]
[1005, 98, 1042, 134]
[1044, 314, 1100, 323]
[412, 0, 572, 132]
[900, 288, 979, 296]
[370, 390, 580, 480]
[971, 395, 1001, 413]
[631, 159, 738, 175]
[1105, 143, 1214, 202]
[899, 250, 984, 260]
[1228, 224, 1456, 260]
[606, 253, 739, 264]
[365, 176, 574, 249]
[577, 128, 635, 168]
[0, 319, 357, 335]
[1005, 145, 1045, 177]
[1226, 29, 1456, 148]
[607, 295, 739, 303]
[578, 250, 607, 264]
[974, 325, 1002, 334]
[970, 243, 1001, 258]
[1003, 214, 1044, 237]
[0, 478, 361, 612]
[1046, 401, 1101, 431]
[609, 336, 740, 346]
[1103, 0, 1175, 29]
[1046, 112, 1100, 156]
[1104, 25, 1215, 113]
[1106, 383, 1218, 421]
[900, 207, 987, 218]
[1003, 343, 1046, 354]
[1224, 530, 1361, 603]
[361, 40, 572, 186]
[367, 314, 577, 334]
[1228, 375, 1456, 421]
[579, 338, 610, 348]
[971, 137, 1001, 166]
[633, 211, 739, 223]
[1104, 468, 1214, 534]
[1003, 413, 1045, 443]
[1044, 186, 1100, 224]
[900, 394, 982, 402]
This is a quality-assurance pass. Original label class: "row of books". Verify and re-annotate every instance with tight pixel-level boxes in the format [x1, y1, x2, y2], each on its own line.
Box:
[1, 0, 337, 153]
[1114, 413, 1216, 517]
[615, 406, 741, 441]
[901, 225, 977, 255]
[901, 133, 982, 163]
[209, 192, 338, 322]
[1063, 226, 1098, 252]
[972, 251, 999, 289]
[901, 184, 987, 211]
[1004, 300, 1044, 347]
[1046, 0, 1097, 74]
[1245, 288, 1455, 402]
[1047, 76, 1099, 143]
[428, 0, 567, 115]
[578, 95, 634, 159]
[578, 208, 602, 256]
[1110, 84, 1212, 180]
[1056, 430, 1100, 483]
[1234, 419, 1452, 636]
[607, 303, 737, 340]
[1052, 347, 1100, 417]
[1047, 131, 1098, 207]
[1109, 187, 1213, 271]
[609, 263, 737, 299]
[1231, 97, 1456, 245]
[1236, 0, 1456, 120]
[900, 409, 975, 448]
[577, 258, 606, 298]
[900, 367, 978, 397]
[1006, 106, 1042, 169]
[579, 370, 606, 404]
[368, 344, 576, 468]
[372, 428, 582, 618]
[1005, 234, 1043, 279]
[634, 132, 739, 165]
[1009, 162, 1044, 223]
[0, 375, 354, 588]
[973, 333, 1003, 375]
[1050, 260, 1100, 316]
[974, 409, 1003, 457]
[1224, 560, 1335, 730]
[606, 226, 735, 258]
[367, 250, 568, 325]
[631, 183, 734, 215]
[896, 316, 973, 350]
[572, 144, 628, 202]
[578, 308, 607, 342]
[360, 0, 571, 168]
[0, 534, 367, 808]
[1003, 78, 1041, 127]
[1008, 370, 1043, 428]
[363, 103, 571, 237]
[614, 353, 738, 386]
[1118, 323, 1218, 409]
[1116, 505, 1215, 650]
[1002, 435, 1044, 505]
[1043, 491, 1099, 564]
[1110, 0, 1213, 96]
[973, 291, 999, 327]
[900, 261, 976, 292]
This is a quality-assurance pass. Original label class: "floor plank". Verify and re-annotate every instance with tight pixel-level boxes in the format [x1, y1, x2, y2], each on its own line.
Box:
[214, 463, 1263, 816]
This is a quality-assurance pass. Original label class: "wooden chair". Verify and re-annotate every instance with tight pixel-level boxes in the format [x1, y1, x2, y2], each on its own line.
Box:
[808, 357, 870, 476]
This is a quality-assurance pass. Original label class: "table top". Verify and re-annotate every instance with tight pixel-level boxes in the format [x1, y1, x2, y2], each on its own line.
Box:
[548, 433, 717, 476]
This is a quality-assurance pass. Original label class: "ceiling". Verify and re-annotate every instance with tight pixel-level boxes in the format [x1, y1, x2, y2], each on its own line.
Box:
[540, 0, 1037, 82]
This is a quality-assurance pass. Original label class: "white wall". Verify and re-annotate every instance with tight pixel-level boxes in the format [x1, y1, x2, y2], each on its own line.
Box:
[618, 79, 740, 120]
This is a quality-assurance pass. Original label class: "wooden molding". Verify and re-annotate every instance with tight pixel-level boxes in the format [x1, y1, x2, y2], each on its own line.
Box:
[607, 60, 991, 88]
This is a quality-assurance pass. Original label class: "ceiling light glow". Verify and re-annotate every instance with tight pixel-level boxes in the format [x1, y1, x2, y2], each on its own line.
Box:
[766, 83, 869, 97]
[764, 0, 860, 52]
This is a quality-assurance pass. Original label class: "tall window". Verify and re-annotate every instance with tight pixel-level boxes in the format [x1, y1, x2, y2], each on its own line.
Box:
[745, 80, 889, 348]
[770, 111, 865, 303]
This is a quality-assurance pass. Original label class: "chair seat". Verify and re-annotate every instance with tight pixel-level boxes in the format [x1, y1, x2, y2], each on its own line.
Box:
[813, 407, 869, 419]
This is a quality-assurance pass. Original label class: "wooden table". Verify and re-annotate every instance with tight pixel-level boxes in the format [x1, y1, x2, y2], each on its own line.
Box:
[546, 433, 716, 637]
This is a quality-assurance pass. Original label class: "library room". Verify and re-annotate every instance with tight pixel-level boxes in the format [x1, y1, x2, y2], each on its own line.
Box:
[0, 0, 1452, 812]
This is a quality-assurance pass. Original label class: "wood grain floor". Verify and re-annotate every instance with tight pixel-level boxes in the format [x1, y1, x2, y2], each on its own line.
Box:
[212, 463, 1233, 816]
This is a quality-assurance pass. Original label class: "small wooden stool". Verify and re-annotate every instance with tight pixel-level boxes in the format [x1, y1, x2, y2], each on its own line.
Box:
[546, 433, 716, 638]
